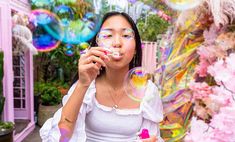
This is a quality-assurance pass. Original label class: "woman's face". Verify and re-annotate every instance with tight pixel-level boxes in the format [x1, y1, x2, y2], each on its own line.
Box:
[97, 15, 136, 69]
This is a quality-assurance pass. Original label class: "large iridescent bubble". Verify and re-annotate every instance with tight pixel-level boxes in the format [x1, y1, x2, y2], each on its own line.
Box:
[30, 9, 57, 25]
[165, 0, 203, 11]
[32, 26, 60, 52]
[54, 5, 74, 26]
[41, 0, 104, 45]
[30, 9, 61, 52]
[124, 67, 152, 102]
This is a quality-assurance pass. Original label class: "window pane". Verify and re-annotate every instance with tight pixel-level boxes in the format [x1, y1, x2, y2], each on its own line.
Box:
[13, 67, 20, 76]
[14, 88, 21, 98]
[14, 99, 21, 108]
[13, 78, 21, 87]
[13, 56, 20, 65]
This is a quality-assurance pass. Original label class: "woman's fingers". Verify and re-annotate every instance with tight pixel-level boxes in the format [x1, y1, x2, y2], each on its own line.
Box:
[80, 63, 100, 78]
[82, 63, 100, 72]
[84, 56, 106, 67]
[79, 47, 109, 67]
[77, 47, 108, 86]
[78, 46, 109, 82]
[87, 47, 109, 60]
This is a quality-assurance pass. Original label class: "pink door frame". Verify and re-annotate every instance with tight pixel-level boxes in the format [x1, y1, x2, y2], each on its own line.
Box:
[0, 0, 35, 141]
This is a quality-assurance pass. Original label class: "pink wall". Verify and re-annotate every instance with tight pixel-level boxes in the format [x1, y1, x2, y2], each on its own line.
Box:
[0, 0, 15, 122]
[142, 41, 158, 74]
[10, 0, 31, 14]
[0, 0, 35, 141]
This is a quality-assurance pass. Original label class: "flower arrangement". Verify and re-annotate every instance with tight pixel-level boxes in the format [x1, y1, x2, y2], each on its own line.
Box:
[158, 0, 235, 141]
[185, 25, 235, 142]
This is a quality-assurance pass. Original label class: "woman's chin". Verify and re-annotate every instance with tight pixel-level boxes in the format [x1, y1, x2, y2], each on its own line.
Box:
[105, 62, 129, 70]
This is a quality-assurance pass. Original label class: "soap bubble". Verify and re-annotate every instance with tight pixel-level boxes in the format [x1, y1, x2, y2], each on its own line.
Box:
[124, 67, 151, 102]
[165, 0, 203, 11]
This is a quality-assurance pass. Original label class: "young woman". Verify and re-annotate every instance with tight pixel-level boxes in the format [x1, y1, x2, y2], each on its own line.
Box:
[40, 11, 164, 142]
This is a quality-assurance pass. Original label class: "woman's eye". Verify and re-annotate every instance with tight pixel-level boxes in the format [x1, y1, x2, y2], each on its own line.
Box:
[103, 35, 112, 39]
[123, 34, 133, 39]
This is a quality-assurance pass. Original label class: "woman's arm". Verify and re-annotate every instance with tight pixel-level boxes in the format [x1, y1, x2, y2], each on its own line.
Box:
[58, 82, 89, 138]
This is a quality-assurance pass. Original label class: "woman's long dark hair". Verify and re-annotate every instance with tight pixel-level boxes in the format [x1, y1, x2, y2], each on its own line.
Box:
[71, 11, 142, 85]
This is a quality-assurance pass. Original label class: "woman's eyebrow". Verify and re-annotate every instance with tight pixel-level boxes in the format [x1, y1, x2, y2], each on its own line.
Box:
[100, 28, 113, 31]
[100, 28, 132, 31]
[122, 28, 132, 30]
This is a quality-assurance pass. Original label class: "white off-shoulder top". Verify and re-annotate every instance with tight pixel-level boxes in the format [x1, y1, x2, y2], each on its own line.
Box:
[40, 80, 164, 142]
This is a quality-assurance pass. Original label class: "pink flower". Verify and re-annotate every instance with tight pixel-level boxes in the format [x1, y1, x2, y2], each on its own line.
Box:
[189, 81, 212, 101]
[195, 57, 211, 77]
[203, 97, 220, 115]
[211, 86, 234, 107]
[186, 105, 235, 142]
[197, 45, 217, 60]
[207, 59, 231, 83]
[184, 117, 211, 142]
[209, 105, 235, 142]
[203, 24, 220, 45]
[225, 53, 235, 74]
[208, 54, 235, 92]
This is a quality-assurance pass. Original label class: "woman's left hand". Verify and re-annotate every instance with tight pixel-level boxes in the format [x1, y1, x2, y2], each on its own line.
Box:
[141, 135, 157, 142]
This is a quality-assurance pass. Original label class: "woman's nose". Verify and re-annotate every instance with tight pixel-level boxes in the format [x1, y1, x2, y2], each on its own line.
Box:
[112, 35, 122, 48]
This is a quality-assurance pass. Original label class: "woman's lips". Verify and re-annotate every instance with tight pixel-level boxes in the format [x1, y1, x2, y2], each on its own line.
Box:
[104, 49, 123, 60]
[111, 54, 123, 60]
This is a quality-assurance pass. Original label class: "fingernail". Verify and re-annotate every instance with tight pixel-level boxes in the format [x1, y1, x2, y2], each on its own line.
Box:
[104, 55, 109, 59]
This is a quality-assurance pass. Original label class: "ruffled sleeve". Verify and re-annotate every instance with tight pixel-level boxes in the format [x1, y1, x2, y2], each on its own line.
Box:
[140, 81, 164, 142]
[39, 81, 96, 142]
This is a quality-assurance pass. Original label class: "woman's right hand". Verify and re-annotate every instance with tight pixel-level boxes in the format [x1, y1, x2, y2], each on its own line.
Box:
[78, 47, 109, 87]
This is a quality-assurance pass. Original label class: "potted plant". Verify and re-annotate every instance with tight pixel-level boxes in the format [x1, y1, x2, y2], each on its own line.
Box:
[0, 51, 14, 142]
[0, 121, 14, 142]
[37, 83, 62, 126]
[52, 81, 69, 96]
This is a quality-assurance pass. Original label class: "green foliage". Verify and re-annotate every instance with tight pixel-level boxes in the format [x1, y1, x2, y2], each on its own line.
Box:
[0, 122, 14, 130]
[30, 0, 92, 20]
[52, 81, 69, 89]
[35, 82, 62, 106]
[137, 14, 170, 41]
[0, 52, 14, 130]
[141, 0, 176, 17]
[34, 44, 80, 84]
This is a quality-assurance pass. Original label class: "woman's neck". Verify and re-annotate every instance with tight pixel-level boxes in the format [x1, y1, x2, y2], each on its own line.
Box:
[104, 67, 129, 90]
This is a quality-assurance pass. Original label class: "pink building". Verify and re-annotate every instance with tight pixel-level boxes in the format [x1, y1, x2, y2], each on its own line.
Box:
[0, 0, 35, 141]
